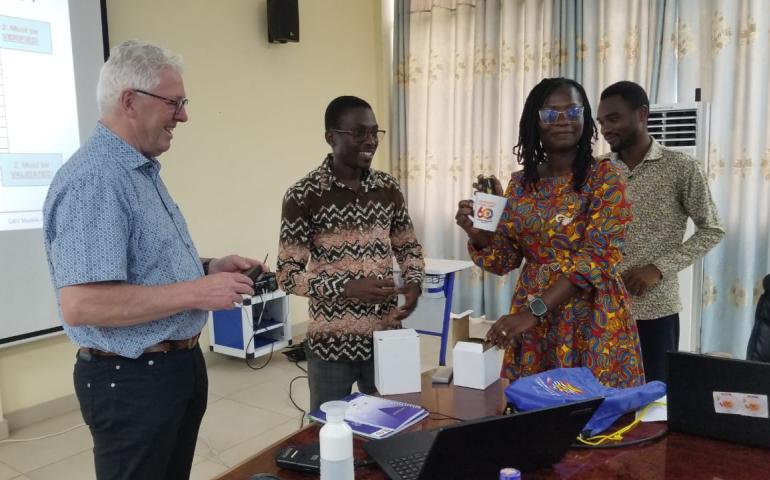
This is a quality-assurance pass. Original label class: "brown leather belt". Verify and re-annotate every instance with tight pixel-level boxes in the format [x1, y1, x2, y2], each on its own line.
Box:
[79, 333, 200, 357]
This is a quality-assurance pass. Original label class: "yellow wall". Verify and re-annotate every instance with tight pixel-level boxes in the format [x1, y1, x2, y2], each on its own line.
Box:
[0, 0, 388, 417]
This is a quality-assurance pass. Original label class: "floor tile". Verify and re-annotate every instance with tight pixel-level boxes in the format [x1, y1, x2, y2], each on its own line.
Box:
[208, 391, 224, 404]
[206, 356, 298, 398]
[218, 418, 301, 468]
[228, 376, 308, 418]
[194, 437, 215, 461]
[0, 461, 21, 480]
[24, 450, 94, 480]
[3, 410, 84, 438]
[198, 398, 294, 453]
[189, 459, 228, 480]
[0, 411, 92, 473]
[257, 352, 308, 375]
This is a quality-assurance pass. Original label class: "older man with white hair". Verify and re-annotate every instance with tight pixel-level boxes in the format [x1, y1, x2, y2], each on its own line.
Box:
[43, 40, 264, 479]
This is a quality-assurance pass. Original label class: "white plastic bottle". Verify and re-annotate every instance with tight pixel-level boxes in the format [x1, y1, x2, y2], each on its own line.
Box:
[319, 400, 354, 480]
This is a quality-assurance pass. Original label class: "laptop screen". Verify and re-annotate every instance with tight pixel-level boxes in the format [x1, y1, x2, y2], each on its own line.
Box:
[667, 351, 770, 447]
[364, 398, 602, 479]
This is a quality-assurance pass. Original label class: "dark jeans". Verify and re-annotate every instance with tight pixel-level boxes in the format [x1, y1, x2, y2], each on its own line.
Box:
[637, 313, 680, 384]
[305, 343, 377, 412]
[74, 345, 208, 480]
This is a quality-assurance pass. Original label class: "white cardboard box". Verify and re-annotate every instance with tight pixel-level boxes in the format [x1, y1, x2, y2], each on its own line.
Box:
[453, 341, 503, 390]
[374, 328, 421, 395]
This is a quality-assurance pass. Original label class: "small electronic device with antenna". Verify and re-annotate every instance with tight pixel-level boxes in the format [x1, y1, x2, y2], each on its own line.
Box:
[244, 253, 268, 283]
[244, 255, 278, 295]
[244, 264, 264, 283]
[254, 273, 278, 295]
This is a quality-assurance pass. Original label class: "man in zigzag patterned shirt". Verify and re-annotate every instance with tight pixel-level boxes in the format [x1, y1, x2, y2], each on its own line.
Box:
[277, 96, 425, 411]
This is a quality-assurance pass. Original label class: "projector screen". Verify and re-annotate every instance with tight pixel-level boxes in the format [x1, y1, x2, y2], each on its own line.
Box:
[0, 0, 107, 346]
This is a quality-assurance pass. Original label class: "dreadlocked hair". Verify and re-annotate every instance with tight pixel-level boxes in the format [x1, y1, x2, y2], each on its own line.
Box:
[513, 77, 597, 192]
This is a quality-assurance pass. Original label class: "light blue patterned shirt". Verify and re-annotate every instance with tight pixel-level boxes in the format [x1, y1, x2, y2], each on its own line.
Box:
[43, 122, 206, 358]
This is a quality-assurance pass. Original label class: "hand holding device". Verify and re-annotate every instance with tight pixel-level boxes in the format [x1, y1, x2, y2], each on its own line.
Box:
[207, 254, 262, 274]
[244, 264, 264, 283]
[473, 174, 503, 196]
[393, 283, 420, 320]
[193, 272, 255, 310]
[455, 199, 494, 249]
[344, 276, 396, 303]
[470, 175, 507, 233]
[456, 174, 507, 245]
[243, 254, 270, 285]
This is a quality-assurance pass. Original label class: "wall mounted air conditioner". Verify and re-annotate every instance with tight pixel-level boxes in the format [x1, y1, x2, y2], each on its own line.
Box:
[647, 101, 711, 353]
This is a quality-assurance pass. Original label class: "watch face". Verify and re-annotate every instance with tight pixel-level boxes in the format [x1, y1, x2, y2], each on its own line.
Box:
[530, 297, 548, 317]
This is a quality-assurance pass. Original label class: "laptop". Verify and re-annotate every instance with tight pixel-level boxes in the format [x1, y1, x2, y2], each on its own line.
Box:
[363, 398, 602, 480]
[667, 351, 770, 447]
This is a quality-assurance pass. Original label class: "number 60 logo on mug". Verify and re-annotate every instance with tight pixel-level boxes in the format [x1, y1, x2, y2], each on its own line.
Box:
[472, 192, 507, 232]
[475, 206, 493, 219]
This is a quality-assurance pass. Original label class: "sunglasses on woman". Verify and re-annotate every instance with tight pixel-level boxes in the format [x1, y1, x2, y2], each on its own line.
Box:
[538, 105, 584, 124]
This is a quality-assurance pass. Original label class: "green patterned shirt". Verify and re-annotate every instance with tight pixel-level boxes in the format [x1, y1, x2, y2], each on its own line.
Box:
[607, 139, 724, 321]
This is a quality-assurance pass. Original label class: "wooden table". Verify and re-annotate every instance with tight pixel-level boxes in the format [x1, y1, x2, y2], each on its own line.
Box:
[215, 373, 769, 480]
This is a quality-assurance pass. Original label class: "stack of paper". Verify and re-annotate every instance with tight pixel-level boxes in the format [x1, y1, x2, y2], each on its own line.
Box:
[309, 392, 428, 439]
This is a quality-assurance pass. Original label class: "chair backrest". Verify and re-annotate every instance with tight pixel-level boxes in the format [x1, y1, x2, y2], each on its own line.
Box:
[746, 274, 770, 362]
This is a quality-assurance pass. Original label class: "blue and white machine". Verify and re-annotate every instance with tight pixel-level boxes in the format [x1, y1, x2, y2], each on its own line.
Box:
[208, 290, 291, 359]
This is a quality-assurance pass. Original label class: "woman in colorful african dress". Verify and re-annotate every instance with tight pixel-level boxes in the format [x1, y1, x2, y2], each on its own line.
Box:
[455, 77, 644, 388]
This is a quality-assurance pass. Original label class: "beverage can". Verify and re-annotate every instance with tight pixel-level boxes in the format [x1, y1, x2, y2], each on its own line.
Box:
[499, 467, 521, 480]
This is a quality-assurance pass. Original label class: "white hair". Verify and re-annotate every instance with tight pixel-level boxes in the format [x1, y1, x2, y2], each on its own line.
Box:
[96, 40, 184, 114]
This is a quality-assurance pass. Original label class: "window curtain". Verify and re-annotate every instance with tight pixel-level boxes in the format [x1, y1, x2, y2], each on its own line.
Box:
[392, 0, 680, 321]
[674, 0, 770, 357]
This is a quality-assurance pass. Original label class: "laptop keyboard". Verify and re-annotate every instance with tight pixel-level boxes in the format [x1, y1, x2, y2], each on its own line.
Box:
[387, 451, 428, 480]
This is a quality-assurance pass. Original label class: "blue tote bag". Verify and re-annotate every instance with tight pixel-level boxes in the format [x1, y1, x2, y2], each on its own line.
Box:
[504, 367, 666, 436]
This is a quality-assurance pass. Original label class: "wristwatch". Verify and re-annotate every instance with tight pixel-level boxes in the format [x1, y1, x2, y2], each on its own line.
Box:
[527, 295, 548, 321]
[201, 258, 213, 275]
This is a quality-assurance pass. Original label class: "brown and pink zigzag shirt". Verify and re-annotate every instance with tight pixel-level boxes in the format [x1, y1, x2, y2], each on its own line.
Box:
[277, 155, 425, 362]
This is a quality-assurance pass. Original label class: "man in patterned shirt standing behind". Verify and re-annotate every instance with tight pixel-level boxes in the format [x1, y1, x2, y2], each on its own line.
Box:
[43, 40, 264, 479]
[277, 96, 425, 411]
[597, 81, 724, 383]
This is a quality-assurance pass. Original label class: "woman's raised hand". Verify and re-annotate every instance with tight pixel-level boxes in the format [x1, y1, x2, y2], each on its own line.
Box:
[455, 199, 494, 249]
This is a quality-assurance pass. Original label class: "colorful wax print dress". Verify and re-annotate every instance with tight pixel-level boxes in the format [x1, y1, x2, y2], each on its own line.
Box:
[469, 158, 645, 388]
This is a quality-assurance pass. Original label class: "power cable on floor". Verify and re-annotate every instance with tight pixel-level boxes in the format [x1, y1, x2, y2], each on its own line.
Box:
[0, 423, 86, 444]
[287, 356, 309, 428]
